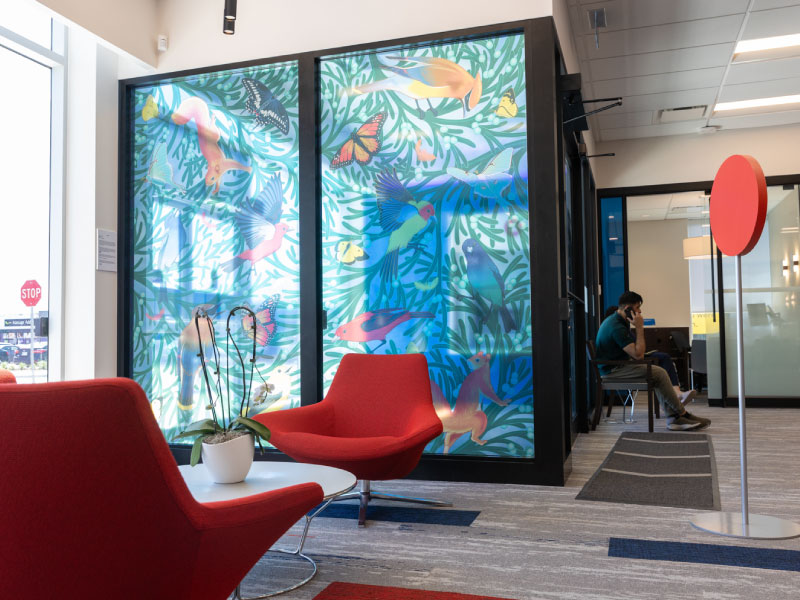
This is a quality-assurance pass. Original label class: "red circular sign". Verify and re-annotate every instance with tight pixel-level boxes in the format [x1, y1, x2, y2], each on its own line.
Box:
[710, 155, 767, 256]
[20, 280, 42, 307]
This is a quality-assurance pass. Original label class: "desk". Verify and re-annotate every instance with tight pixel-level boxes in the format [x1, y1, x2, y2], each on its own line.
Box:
[180, 462, 356, 599]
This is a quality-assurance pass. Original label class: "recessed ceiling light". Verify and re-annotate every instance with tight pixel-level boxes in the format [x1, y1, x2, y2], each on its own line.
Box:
[714, 94, 800, 112]
[735, 33, 800, 54]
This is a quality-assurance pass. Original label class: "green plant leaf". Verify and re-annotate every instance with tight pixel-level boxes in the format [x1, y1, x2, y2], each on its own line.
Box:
[172, 425, 216, 441]
[190, 436, 204, 467]
[187, 418, 216, 430]
[234, 416, 271, 442]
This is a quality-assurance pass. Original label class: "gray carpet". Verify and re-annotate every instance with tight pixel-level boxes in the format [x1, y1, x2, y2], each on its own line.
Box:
[575, 431, 721, 510]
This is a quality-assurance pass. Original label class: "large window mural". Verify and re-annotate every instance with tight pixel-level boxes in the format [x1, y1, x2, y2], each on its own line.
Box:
[319, 34, 534, 458]
[129, 61, 301, 443]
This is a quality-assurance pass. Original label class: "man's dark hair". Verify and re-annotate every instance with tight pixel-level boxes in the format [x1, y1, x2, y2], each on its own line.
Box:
[618, 291, 643, 306]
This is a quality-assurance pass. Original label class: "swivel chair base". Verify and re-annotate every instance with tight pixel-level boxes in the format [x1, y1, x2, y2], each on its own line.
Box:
[332, 479, 452, 526]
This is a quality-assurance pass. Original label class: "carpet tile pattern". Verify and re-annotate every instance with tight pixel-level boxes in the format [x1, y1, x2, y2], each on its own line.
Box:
[609, 537, 800, 572]
[313, 582, 516, 599]
[232, 401, 800, 600]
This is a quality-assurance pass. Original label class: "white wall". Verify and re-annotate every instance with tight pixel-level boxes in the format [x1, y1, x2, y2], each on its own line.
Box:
[63, 29, 120, 379]
[594, 123, 800, 189]
[627, 218, 691, 328]
[156, 0, 552, 73]
[37, 0, 159, 66]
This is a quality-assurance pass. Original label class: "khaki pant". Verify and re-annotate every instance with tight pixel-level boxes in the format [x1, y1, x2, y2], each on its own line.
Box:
[602, 363, 683, 417]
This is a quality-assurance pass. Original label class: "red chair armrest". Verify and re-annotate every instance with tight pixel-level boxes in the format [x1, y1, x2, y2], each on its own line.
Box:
[253, 401, 335, 436]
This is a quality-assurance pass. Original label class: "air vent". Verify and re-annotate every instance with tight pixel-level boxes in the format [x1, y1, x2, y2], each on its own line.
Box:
[658, 105, 707, 123]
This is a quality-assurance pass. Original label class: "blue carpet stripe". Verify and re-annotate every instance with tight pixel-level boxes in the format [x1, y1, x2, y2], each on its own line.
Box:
[312, 503, 479, 526]
[608, 537, 800, 572]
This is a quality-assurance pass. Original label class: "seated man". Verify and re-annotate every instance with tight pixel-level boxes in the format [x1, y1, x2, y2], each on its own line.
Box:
[596, 291, 710, 431]
[604, 306, 695, 405]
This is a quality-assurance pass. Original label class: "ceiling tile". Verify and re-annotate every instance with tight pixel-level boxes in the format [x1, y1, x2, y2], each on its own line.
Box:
[587, 44, 733, 81]
[611, 87, 719, 113]
[596, 110, 656, 129]
[750, 0, 800, 10]
[726, 56, 800, 85]
[627, 194, 672, 209]
[601, 121, 706, 140]
[709, 108, 800, 128]
[575, 0, 749, 34]
[579, 14, 744, 59]
[741, 5, 800, 39]
[592, 67, 725, 98]
[717, 75, 800, 102]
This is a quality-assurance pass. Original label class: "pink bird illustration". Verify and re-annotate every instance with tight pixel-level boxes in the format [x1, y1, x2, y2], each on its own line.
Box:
[222, 174, 292, 272]
[335, 308, 434, 349]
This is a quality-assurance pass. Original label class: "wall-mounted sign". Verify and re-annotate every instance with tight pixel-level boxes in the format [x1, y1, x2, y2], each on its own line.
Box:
[97, 229, 117, 272]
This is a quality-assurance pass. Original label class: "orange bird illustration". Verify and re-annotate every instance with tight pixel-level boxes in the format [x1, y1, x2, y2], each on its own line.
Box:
[351, 56, 482, 117]
[222, 173, 291, 272]
[171, 96, 251, 194]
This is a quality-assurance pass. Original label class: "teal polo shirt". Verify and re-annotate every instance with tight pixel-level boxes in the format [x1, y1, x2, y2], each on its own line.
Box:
[595, 312, 634, 375]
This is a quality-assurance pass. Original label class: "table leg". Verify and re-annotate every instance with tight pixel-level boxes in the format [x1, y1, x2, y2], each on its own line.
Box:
[233, 495, 339, 600]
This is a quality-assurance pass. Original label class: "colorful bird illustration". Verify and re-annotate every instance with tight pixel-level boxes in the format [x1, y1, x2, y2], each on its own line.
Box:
[351, 56, 482, 117]
[495, 88, 518, 118]
[462, 238, 516, 332]
[448, 148, 513, 199]
[335, 308, 434, 349]
[178, 305, 216, 414]
[222, 173, 291, 272]
[336, 240, 369, 265]
[241, 294, 280, 347]
[375, 169, 435, 281]
[259, 364, 293, 413]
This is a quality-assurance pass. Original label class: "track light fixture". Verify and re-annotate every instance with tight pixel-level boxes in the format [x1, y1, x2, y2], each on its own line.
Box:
[223, 0, 237, 35]
[224, 0, 237, 20]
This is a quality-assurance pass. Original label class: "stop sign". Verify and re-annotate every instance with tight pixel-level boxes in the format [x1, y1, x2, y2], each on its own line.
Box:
[21, 280, 42, 307]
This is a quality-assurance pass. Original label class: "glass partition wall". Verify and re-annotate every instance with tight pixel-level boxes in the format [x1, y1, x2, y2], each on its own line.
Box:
[120, 18, 575, 484]
[720, 184, 800, 399]
[600, 181, 800, 407]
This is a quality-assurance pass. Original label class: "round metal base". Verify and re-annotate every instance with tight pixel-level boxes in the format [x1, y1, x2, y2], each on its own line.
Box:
[234, 550, 316, 600]
[690, 512, 800, 540]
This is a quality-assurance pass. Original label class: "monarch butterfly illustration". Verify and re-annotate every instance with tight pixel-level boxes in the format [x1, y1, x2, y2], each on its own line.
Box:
[242, 294, 280, 347]
[330, 112, 386, 169]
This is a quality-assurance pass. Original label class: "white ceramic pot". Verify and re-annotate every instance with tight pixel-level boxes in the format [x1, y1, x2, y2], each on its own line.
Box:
[201, 433, 254, 483]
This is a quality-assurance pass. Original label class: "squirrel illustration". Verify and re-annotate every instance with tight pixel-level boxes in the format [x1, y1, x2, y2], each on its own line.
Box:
[431, 351, 509, 454]
[171, 96, 251, 194]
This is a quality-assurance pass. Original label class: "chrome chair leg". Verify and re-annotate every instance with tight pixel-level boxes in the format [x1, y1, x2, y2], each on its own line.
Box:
[330, 479, 452, 526]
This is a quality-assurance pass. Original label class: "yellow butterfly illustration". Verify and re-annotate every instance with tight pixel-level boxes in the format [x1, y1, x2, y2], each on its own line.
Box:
[336, 240, 369, 264]
[495, 88, 518, 118]
[142, 95, 159, 121]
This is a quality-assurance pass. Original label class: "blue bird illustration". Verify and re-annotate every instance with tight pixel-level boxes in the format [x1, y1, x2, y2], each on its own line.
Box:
[178, 305, 216, 417]
[375, 169, 435, 281]
[462, 238, 516, 332]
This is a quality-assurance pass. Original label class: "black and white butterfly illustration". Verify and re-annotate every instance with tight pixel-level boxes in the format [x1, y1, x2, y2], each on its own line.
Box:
[242, 78, 290, 135]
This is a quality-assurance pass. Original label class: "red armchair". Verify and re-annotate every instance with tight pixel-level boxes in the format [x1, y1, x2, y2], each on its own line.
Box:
[0, 378, 323, 600]
[254, 353, 449, 526]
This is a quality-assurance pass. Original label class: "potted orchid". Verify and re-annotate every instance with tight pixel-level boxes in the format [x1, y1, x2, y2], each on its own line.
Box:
[173, 306, 273, 483]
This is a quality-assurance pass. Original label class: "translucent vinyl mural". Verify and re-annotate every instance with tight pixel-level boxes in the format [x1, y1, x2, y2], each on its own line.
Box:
[319, 33, 534, 457]
[129, 61, 301, 444]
